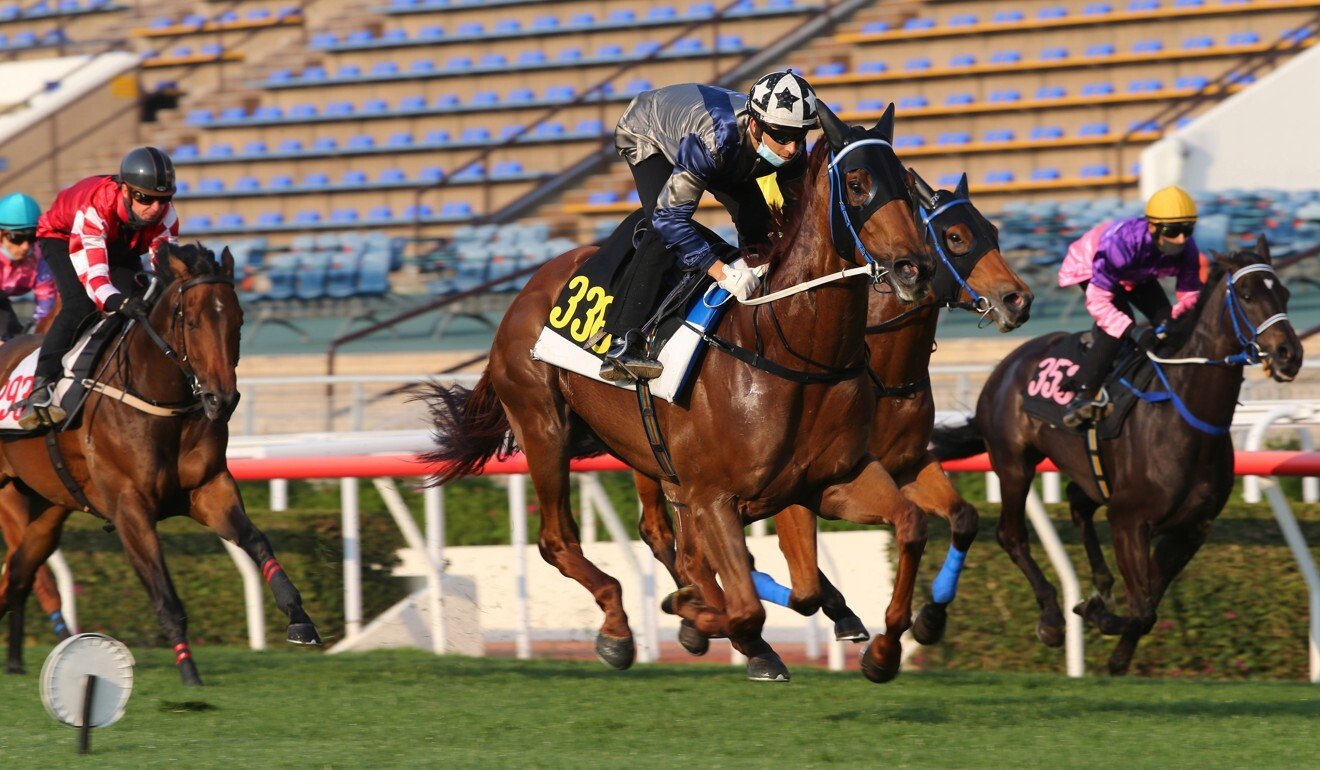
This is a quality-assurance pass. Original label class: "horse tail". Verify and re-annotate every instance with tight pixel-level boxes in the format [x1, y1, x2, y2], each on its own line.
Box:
[929, 417, 986, 461]
[418, 372, 516, 485]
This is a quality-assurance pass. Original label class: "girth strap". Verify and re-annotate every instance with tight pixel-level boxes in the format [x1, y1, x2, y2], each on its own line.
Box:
[702, 333, 867, 384]
[43, 432, 100, 516]
[1084, 425, 1111, 504]
[635, 380, 679, 485]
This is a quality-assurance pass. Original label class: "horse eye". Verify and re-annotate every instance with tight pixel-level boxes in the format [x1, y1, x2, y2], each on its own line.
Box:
[949, 232, 963, 242]
[848, 180, 863, 194]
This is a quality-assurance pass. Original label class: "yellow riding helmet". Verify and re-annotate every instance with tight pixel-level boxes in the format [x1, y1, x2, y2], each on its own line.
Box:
[1145, 186, 1198, 223]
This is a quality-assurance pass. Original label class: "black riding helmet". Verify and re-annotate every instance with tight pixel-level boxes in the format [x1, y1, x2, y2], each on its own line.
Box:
[119, 146, 176, 196]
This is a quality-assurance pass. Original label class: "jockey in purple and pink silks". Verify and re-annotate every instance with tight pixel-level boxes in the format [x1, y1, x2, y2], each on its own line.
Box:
[1057, 185, 1204, 427]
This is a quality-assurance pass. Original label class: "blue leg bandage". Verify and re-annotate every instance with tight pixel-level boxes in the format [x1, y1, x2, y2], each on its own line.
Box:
[752, 570, 792, 607]
[50, 611, 68, 635]
[930, 545, 967, 604]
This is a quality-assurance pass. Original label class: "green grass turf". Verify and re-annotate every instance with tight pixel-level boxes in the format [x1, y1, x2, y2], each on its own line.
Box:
[1, 647, 1317, 769]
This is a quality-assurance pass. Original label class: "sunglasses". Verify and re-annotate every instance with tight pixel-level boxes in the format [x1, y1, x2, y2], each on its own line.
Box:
[130, 189, 172, 206]
[760, 123, 808, 146]
[3, 230, 34, 245]
[1156, 223, 1195, 238]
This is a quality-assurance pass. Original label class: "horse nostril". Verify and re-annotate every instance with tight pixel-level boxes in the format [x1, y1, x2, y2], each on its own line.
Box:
[895, 259, 919, 282]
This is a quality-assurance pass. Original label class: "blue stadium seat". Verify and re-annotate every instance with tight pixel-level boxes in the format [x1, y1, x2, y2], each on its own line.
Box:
[299, 66, 326, 81]
[545, 84, 575, 101]
[903, 17, 934, 30]
[456, 21, 482, 36]
[461, 127, 490, 142]
[633, 40, 662, 56]
[944, 93, 974, 106]
[347, 135, 375, 150]
[531, 15, 558, 30]
[1128, 119, 1159, 131]
[857, 60, 888, 74]
[1082, 2, 1112, 14]
[311, 32, 337, 47]
[673, 38, 705, 53]
[242, 140, 268, 156]
[433, 94, 460, 108]
[246, 8, 271, 21]
[814, 62, 846, 76]
[856, 98, 885, 111]
[1081, 164, 1113, 178]
[419, 166, 445, 182]
[648, 5, 676, 19]
[198, 177, 225, 192]
[268, 174, 293, 189]
[1174, 0, 1203, 6]
[576, 119, 604, 134]
[507, 87, 535, 103]
[1031, 168, 1061, 181]
[897, 95, 928, 109]
[983, 129, 1015, 142]
[478, 53, 506, 67]
[174, 144, 199, 159]
[191, 214, 213, 229]
[341, 170, 367, 185]
[1081, 82, 1115, 95]
[989, 50, 1021, 64]
[500, 125, 521, 140]
[302, 172, 329, 188]
[471, 91, 499, 106]
[988, 89, 1021, 103]
[947, 54, 975, 68]
[1132, 39, 1163, 53]
[1227, 31, 1260, 46]
[253, 106, 282, 121]
[984, 170, 1014, 184]
[557, 47, 583, 62]
[234, 176, 260, 192]
[268, 69, 292, 83]
[1029, 125, 1064, 140]
[1039, 46, 1068, 60]
[294, 211, 322, 225]
[904, 57, 931, 71]
[991, 10, 1024, 22]
[174, 180, 191, 193]
[493, 19, 520, 33]
[1085, 43, 1115, 57]
[1126, 0, 1159, 10]
[378, 168, 407, 184]
[367, 206, 393, 222]
[1175, 75, 1209, 89]
[218, 213, 244, 228]
[325, 101, 354, 116]
[371, 62, 399, 78]
[609, 8, 635, 22]
[361, 98, 389, 114]
[893, 136, 924, 148]
[441, 202, 474, 218]
[937, 131, 971, 145]
[596, 44, 624, 59]
[336, 64, 362, 79]
[518, 50, 547, 65]
[1037, 6, 1068, 18]
[220, 106, 245, 121]
[446, 55, 472, 70]
[330, 209, 359, 224]
[312, 137, 337, 151]
[1079, 122, 1110, 136]
[492, 161, 524, 177]
[860, 21, 889, 33]
[206, 143, 234, 158]
[258, 212, 284, 227]
[948, 13, 977, 26]
[686, 2, 714, 17]
[588, 191, 620, 204]
[624, 79, 653, 94]
[398, 95, 426, 111]
[535, 122, 566, 137]
[387, 133, 413, 147]
[424, 130, 451, 144]
[409, 59, 436, 74]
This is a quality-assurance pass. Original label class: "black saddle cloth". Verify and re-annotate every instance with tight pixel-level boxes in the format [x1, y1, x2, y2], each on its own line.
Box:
[1021, 330, 1158, 440]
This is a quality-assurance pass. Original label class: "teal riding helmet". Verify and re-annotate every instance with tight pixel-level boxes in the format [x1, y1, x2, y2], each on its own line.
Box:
[0, 192, 41, 231]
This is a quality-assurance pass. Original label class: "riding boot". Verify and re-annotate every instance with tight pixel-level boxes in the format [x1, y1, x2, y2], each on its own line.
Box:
[599, 330, 664, 382]
[16, 377, 66, 430]
[1062, 328, 1123, 428]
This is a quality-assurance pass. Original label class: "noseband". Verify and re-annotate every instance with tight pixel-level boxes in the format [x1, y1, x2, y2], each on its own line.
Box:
[136, 273, 236, 398]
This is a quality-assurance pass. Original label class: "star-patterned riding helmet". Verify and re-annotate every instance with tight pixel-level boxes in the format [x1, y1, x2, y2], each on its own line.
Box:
[747, 70, 819, 129]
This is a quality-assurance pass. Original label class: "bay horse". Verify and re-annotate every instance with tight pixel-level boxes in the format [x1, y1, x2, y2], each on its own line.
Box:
[932, 237, 1301, 673]
[633, 171, 1035, 652]
[0, 243, 321, 685]
[425, 103, 938, 682]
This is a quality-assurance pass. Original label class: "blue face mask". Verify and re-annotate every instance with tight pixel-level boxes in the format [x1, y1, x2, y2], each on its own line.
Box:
[757, 139, 787, 168]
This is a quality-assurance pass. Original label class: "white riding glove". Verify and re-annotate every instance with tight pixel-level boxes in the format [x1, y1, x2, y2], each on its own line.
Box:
[717, 264, 768, 302]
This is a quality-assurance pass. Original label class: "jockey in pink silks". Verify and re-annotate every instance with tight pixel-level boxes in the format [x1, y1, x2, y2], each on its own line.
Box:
[0, 193, 56, 342]
[1057, 186, 1204, 427]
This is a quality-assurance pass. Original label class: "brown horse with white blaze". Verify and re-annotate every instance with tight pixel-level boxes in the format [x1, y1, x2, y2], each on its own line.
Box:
[0, 243, 321, 684]
[424, 103, 937, 682]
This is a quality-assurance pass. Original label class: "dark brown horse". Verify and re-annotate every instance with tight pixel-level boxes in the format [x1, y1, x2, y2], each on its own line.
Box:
[932, 238, 1301, 673]
[634, 171, 1035, 651]
[426, 105, 938, 682]
[0, 243, 321, 685]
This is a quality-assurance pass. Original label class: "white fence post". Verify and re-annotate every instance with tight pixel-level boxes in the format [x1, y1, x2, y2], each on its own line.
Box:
[373, 479, 447, 654]
[508, 474, 531, 660]
[1025, 490, 1084, 678]
[47, 550, 77, 634]
[221, 539, 266, 650]
[341, 477, 362, 640]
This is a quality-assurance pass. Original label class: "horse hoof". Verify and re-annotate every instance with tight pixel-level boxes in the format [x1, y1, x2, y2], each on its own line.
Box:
[912, 602, 948, 646]
[6, 662, 25, 675]
[287, 623, 323, 646]
[179, 659, 204, 687]
[746, 652, 790, 682]
[660, 592, 678, 615]
[661, 585, 699, 616]
[594, 633, 635, 670]
[678, 620, 709, 656]
[859, 642, 900, 684]
[1036, 618, 1065, 648]
[833, 614, 870, 643]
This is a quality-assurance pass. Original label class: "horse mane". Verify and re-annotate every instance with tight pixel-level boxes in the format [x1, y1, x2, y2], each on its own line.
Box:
[155, 241, 220, 283]
[750, 141, 833, 268]
[1158, 249, 1250, 350]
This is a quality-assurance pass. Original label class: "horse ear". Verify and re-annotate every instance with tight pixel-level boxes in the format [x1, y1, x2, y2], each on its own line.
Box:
[162, 242, 191, 279]
[909, 167, 935, 208]
[873, 102, 895, 143]
[955, 173, 970, 199]
[219, 246, 235, 278]
[815, 99, 848, 152]
[1255, 234, 1271, 261]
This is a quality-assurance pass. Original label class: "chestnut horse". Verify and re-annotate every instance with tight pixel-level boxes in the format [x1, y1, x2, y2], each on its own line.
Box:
[0, 243, 321, 685]
[932, 238, 1301, 673]
[425, 104, 938, 682]
[634, 171, 1035, 651]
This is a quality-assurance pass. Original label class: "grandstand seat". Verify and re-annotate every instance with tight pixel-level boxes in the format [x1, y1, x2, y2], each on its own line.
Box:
[206, 144, 234, 158]
[347, 135, 375, 149]
[174, 180, 190, 194]
[234, 176, 260, 192]
[409, 59, 436, 74]
[1081, 164, 1112, 177]
[294, 211, 322, 225]
[330, 209, 359, 224]
[1029, 126, 1064, 140]
[311, 33, 337, 47]
[302, 172, 329, 188]
[718, 34, 744, 51]
[984, 170, 1014, 184]
[1227, 31, 1260, 46]
[588, 191, 620, 204]
[419, 166, 445, 182]
[289, 103, 317, 119]
[424, 130, 451, 145]
[1085, 43, 1115, 57]
[545, 84, 575, 101]
[947, 54, 975, 68]
[456, 21, 482, 36]
[441, 202, 474, 218]
[948, 13, 977, 26]
[446, 56, 472, 70]
[387, 133, 413, 147]
[535, 122, 566, 137]
[624, 79, 653, 94]
[300, 66, 327, 81]
[1132, 39, 1163, 53]
[558, 47, 583, 62]
[1126, 0, 1158, 10]
[576, 119, 604, 134]
[453, 163, 484, 180]
[371, 63, 399, 78]
[992, 9, 1024, 22]
[531, 15, 557, 30]
[191, 215, 213, 229]
[500, 125, 522, 140]
[633, 40, 662, 56]
[471, 91, 499, 106]
[1175, 75, 1209, 89]
[492, 161, 524, 177]
[341, 170, 367, 185]
[246, 8, 271, 21]
[268, 175, 293, 189]
[893, 136, 924, 148]
[1081, 82, 1115, 96]
[857, 60, 888, 74]
[648, 5, 677, 19]
[398, 95, 426, 112]
[673, 38, 705, 53]
[220, 107, 245, 121]
[1037, 6, 1068, 18]
[258, 212, 284, 227]
[856, 98, 885, 111]
[218, 214, 244, 228]
[983, 129, 1015, 143]
[1082, 3, 1112, 14]
[568, 12, 594, 25]
[944, 93, 974, 106]
[1079, 122, 1110, 136]
[312, 137, 337, 151]
[902, 17, 934, 30]
[1031, 168, 1061, 181]
[860, 20, 889, 33]
[1175, 0, 1203, 5]
[897, 95, 928, 109]
[253, 106, 282, 121]
[1129, 119, 1160, 131]
[904, 57, 931, 71]
[460, 127, 490, 142]
[478, 53, 506, 68]
[609, 8, 635, 22]
[368, 206, 393, 222]
[815, 62, 846, 76]
[988, 89, 1021, 103]
[937, 131, 971, 145]
[595, 44, 624, 59]
[242, 141, 268, 156]
[1128, 78, 1163, 92]
[433, 94, 460, 108]
[1227, 72, 1256, 85]
[173, 144, 199, 159]
[1039, 46, 1068, 61]
[336, 65, 362, 79]
[493, 19, 521, 33]
[361, 98, 389, 114]
[507, 87, 535, 103]
[1182, 35, 1214, 49]
[186, 109, 213, 125]
[989, 50, 1021, 64]
[378, 168, 407, 184]
[268, 69, 292, 83]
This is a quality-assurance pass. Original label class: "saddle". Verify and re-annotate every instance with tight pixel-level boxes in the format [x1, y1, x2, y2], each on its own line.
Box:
[531, 210, 745, 404]
[1021, 330, 1158, 440]
[0, 314, 128, 436]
